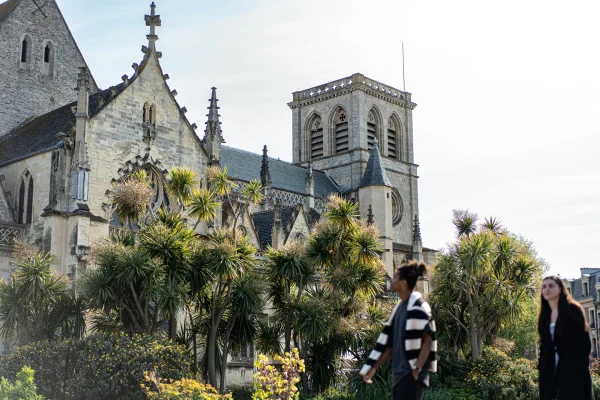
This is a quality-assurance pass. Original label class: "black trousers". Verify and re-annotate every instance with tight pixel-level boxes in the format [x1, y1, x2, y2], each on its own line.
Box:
[392, 373, 424, 400]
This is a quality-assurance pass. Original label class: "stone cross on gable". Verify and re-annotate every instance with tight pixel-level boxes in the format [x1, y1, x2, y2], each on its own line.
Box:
[145, 2, 161, 46]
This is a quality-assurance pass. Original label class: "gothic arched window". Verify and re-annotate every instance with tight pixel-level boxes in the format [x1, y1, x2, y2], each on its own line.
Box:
[20, 34, 32, 68]
[308, 115, 323, 159]
[42, 40, 55, 76]
[367, 110, 378, 150]
[334, 108, 349, 154]
[17, 171, 34, 224]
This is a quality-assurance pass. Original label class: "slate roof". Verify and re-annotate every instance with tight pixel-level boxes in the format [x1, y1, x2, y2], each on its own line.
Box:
[220, 146, 339, 198]
[360, 144, 392, 187]
[252, 207, 296, 250]
[0, 83, 126, 167]
[0, 0, 20, 23]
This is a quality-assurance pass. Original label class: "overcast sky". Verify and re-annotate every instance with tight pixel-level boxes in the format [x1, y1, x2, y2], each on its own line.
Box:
[57, 0, 600, 279]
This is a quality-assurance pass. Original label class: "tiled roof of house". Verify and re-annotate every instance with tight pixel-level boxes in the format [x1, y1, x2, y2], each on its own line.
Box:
[0, 83, 126, 167]
[220, 146, 339, 198]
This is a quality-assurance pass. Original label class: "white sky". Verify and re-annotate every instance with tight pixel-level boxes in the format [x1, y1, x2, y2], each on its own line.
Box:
[58, 0, 600, 278]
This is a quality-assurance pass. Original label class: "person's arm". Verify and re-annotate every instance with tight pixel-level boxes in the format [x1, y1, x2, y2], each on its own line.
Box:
[411, 332, 432, 381]
[362, 347, 392, 384]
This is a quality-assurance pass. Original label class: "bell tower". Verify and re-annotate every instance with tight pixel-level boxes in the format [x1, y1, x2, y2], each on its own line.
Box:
[288, 73, 421, 260]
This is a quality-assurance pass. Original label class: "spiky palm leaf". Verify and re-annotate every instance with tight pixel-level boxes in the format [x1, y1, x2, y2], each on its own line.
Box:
[188, 188, 219, 229]
[167, 167, 198, 208]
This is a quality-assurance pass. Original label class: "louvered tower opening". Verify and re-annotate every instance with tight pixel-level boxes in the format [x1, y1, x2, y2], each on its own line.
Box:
[367, 111, 378, 150]
[335, 110, 349, 154]
[310, 117, 323, 159]
[387, 119, 397, 158]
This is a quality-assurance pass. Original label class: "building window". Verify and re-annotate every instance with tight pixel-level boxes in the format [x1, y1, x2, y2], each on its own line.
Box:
[308, 115, 323, 159]
[295, 233, 305, 243]
[17, 171, 34, 224]
[41, 41, 55, 76]
[143, 103, 157, 141]
[367, 111, 378, 150]
[20, 34, 32, 69]
[334, 108, 349, 154]
[584, 281, 589, 297]
[590, 309, 595, 327]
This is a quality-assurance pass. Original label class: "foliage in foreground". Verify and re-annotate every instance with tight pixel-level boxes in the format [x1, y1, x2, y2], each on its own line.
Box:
[253, 348, 305, 400]
[0, 334, 190, 400]
[143, 372, 231, 399]
[0, 366, 44, 400]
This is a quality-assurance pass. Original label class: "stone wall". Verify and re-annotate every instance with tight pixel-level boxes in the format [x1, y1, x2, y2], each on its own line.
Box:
[0, 0, 96, 137]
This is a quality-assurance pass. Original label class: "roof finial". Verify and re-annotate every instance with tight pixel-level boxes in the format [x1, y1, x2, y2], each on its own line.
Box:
[261, 145, 271, 188]
[367, 205, 374, 225]
[412, 215, 422, 245]
[145, 2, 161, 50]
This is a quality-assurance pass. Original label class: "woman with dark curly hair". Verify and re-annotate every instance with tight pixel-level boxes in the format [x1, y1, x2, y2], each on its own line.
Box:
[538, 275, 593, 400]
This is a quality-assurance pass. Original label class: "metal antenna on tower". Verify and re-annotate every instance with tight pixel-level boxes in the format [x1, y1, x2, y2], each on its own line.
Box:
[402, 43, 406, 92]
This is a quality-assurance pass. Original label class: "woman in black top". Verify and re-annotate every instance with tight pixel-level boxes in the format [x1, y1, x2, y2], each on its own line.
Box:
[538, 276, 593, 400]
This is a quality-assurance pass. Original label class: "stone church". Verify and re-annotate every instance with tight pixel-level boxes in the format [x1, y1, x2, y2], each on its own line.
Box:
[0, 0, 435, 364]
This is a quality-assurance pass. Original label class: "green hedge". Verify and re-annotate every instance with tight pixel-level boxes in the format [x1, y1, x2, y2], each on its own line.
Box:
[0, 334, 191, 400]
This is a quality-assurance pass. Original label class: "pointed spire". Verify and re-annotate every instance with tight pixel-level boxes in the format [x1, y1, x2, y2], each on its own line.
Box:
[412, 215, 422, 245]
[360, 139, 392, 187]
[260, 145, 272, 188]
[145, 2, 161, 51]
[203, 87, 224, 162]
[204, 87, 223, 141]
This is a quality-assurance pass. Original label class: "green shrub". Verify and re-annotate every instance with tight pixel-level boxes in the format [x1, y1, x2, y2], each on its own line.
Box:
[0, 366, 44, 400]
[466, 346, 537, 400]
[0, 333, 191, 400]
[310, 387, 352, 400]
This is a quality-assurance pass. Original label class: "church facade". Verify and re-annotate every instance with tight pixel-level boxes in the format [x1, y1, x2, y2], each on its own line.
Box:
[0, 0, 436, 365]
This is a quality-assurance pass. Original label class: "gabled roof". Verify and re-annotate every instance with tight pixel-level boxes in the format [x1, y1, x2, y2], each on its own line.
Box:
[220, 146, 339, 198]
[0, 0, 20, 23]
[360, 143, 392, 187]
[0, 83, 126, 167]
[252, 207, 297, 250]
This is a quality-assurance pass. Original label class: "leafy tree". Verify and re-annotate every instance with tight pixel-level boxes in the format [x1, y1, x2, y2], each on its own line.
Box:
[431, 210, 543, 359]
[0, 366, 44, 400]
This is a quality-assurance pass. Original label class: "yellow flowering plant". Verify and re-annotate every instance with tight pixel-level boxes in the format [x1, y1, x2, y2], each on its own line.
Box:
[252, 348, 305, 400]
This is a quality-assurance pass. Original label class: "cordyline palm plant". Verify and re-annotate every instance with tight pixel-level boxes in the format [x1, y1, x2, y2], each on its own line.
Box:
[286, 195, 386, 392]
[188, 188, 219, 230]
[207, 166, 263, 242]
[265, 241, 315, 353]
[111, 169, 153, 231]
[167, 167, 198, 211]
[431, 210, 543, 359]
[218, 271, 265, 392]
[0, 252, 87, 345]
[189, 228, 257, 389]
